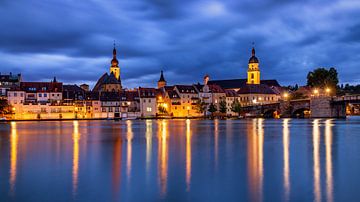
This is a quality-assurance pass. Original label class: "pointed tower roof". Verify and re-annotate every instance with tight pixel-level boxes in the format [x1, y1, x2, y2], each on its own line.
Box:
[158, 70, 166, 82]
[248, 46, 259, 64]
[111, 41, 119, 67]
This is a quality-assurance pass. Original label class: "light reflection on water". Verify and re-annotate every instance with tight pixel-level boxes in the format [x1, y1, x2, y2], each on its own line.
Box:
[1, 118, 360, 201]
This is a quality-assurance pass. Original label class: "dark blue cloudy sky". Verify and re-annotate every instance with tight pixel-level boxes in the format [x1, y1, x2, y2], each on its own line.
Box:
[0, 0, 359, 88]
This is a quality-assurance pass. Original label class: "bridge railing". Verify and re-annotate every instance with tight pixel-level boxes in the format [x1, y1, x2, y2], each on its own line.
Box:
[333, 95, 360, 102]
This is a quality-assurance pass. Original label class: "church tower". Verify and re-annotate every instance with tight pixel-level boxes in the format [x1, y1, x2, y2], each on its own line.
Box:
[157, 70, 167, 89]
[110, 43, 120, 81]
[247, 47, 260, 85]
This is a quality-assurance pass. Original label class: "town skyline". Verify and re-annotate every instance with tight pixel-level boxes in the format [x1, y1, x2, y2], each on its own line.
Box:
[1, 0, 359, 88]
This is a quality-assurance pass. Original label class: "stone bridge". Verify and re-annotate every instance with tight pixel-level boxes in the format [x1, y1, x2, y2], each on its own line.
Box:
[242, 95, 360, 118]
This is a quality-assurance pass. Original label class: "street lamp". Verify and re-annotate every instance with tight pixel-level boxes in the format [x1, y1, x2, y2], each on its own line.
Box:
[326, 88, 331, 93]
[283, 93, 289, 100]
[313, 89, 319, 96]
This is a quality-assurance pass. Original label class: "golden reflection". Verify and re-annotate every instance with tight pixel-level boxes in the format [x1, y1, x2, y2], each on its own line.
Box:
[214, 119, 219, 169]
[112, 134, 122, 194]
[325, 120, 333, 202]
[10, 121, 18, 194]
[72, 120, 80, 195]
[247, 119, 264, 202]
[186, 119, 192, 191]
[158, 120, 168, 196]
[146, 120, 153, 174]
[126, 120, 133, 182]
[283, 119, 290, 201]
[313, 119, 321, 202]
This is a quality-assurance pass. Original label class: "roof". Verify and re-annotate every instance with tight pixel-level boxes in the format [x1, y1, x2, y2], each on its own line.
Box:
[208, 79, 280, 89]
[85, 91, 100, 100]
[249, 47, 259, 63]
[237, 84, 276, 94]
[208, 84, 225, 93]
[167, 90, 180, 99]
[100, 91, 121, 101]
[225, 89, 237, 97]
[139, 87, 156, 98]
[20, 81, 63, 92]
[63, 85, 84, 92]
[193, 84, 204, 93]
[93, 72, 121, 92]
[125, 90, 140, 101]
[175, 85, 198, 94]
[158, 70, 166, 82]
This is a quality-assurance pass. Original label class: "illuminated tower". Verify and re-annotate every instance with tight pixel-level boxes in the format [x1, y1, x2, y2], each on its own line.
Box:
[110, 44, 120, 81]
[247, 47, 260, 85]
[158, 70, 167, 89]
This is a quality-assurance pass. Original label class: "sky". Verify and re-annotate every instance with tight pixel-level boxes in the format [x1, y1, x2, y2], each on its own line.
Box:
[0, 0, 359, 88]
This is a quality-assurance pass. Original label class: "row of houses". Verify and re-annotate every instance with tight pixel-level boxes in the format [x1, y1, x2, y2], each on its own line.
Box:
[1, 46, 284, 120]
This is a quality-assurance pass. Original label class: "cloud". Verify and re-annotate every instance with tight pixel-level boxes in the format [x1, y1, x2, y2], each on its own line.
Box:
[0, 0, 359, 88]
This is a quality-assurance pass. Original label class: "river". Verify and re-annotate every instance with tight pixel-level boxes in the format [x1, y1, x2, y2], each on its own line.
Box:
[0, 118, 360, 201]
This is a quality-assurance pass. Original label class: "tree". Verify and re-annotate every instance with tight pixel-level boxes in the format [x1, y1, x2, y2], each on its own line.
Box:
[307, 67, 339, 89]
[208, 103, 217, 116]
[219, 99, 227, 114]
[231, 99, 242, 117]
[195, 99, 207, 117]
[158, 105, 167, 114]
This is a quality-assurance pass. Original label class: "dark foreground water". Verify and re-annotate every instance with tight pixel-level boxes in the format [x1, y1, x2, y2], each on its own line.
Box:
[0, 118, 360, 202]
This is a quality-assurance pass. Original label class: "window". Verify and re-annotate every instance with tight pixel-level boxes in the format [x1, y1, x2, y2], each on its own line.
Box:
[251, 74, 254, 79]
[109, 107, 113, 112]
[20, 93, 23, 97]
[44, 93, 47, 97]
[39, 93, 42, 97]
[146, 107, 152, 112]
[102, 107, 107, 112]
[14, 93, 17, 97]
[148, 99, 151, 103]
[115, 107, 119, 112]
[52, 94, 55, 97]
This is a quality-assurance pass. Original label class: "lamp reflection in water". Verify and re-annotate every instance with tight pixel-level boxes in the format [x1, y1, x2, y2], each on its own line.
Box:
[313, 119, 321, 202]
[283, 119, 290, 201]
[185, 119, 192, 191]
[247, 119, 264, 202]
[158, 120, 168, 197]
[146, 120, 153, 175]
[214, 119, 219, 170]
[112, 129, 122, 195]
[72, 120, 80, 196]
[10, 121, 18, 194]
[325, 119, 333, 202]
[126, 120, 133, 184]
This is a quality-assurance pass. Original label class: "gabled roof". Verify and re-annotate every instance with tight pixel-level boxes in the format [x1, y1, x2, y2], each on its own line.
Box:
[208, 79, 281, 89]
[63, 84, 84, 92]
[208, 84, 225, 93]
[125, 90, 140, 101]
[20, 81, 63, 92]
[93, 72, 121, 92]
[167, 90, 180, 99]
[175, 85, 197, 94]
[237, 84, 276, 95]
[139, 87, 156, 98]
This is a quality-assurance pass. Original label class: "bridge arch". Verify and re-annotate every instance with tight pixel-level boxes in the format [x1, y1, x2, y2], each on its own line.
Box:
[263, 109, 278, 118]
[292, 108, 310, 118]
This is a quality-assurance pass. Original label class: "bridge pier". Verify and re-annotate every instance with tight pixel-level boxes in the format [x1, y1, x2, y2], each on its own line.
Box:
[310, 97, 346, 118]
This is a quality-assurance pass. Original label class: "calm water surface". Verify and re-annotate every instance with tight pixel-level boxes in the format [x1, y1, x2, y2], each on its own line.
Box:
[1, 118, 360, 201]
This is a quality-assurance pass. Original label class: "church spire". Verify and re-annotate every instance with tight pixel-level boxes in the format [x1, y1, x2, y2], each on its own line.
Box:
[157, 70, 167, 89]
[110, 42, 120, 81]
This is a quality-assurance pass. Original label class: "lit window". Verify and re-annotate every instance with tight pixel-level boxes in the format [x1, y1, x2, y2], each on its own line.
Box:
[146, 107, 152, 112]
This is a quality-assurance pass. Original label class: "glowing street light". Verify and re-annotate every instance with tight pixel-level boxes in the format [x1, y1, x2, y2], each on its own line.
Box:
[326, 88, 331, 93]
[313, 89, 319, 95]
[283, 93, 289, 99]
